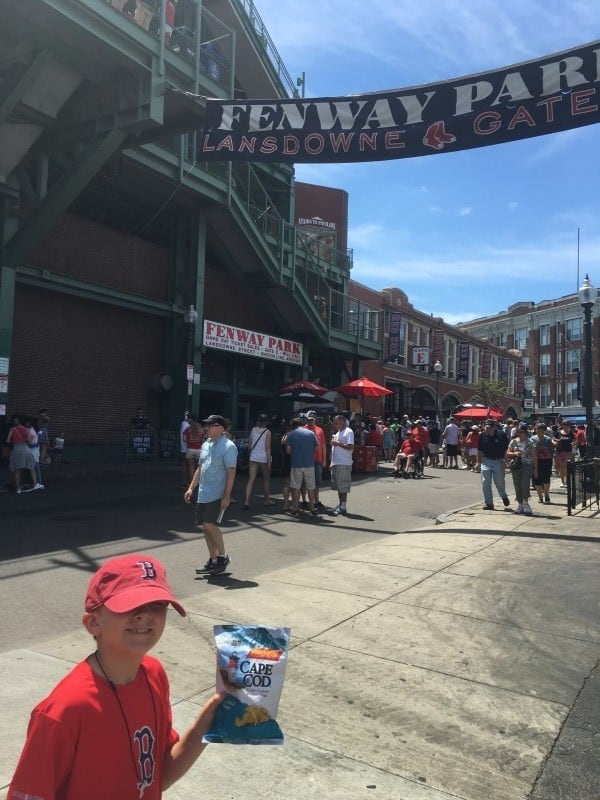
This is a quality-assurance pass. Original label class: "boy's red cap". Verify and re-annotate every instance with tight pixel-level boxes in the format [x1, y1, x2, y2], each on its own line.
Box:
[85, 554, 186, 616]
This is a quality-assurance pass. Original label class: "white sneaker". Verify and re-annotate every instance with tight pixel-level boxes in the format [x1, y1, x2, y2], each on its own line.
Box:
[33, 483, 45, 491]
[515, 503, 524, 514]
[523, 502, 532, 515]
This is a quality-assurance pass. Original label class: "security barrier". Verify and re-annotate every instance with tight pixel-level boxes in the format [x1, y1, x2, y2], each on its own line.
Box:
[567, 458, 600, 515]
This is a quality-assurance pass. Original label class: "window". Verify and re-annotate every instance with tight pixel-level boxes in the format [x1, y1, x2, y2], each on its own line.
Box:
[387, 321, 407, 366]
[565, 318, 583, 341]
[445, 339, 456, 379]
[514, 327, 528, 350]
[539, 384, 551, 407]
[566, 348, 581, 373]
[540, 353, 550, 377]
[539, 324, 550, 347]
[565, 380, 579, 405]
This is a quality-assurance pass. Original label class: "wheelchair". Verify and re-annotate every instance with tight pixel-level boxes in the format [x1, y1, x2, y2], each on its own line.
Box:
[393, 450, 425, 479]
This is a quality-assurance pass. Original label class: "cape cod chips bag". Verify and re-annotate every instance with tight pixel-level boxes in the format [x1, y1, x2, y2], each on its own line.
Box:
[203, 624, 290, 745]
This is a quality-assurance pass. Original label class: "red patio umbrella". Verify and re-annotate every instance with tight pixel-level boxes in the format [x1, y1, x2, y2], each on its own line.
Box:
[335, 377, 393, 411]
[335, 377, 393, 398]
[453, 407, 503, 420]
[279, 380, 331, 400]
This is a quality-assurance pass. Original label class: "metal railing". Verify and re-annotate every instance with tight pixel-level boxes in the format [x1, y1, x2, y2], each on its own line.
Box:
[231, 0, 298, 97]
[567, 458, 600, 515]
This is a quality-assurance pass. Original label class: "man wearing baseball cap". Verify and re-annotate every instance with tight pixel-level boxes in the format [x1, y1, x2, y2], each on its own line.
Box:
[8, 554, 223, 800]
[184, 414, 238, 575]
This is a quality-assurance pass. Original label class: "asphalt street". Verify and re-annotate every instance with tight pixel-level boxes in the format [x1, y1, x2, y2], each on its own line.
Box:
[0, 461, 483, 650]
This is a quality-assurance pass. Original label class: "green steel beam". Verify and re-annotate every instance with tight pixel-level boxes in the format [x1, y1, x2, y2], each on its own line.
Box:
[5, 128, 128, 268]
[0, 51, 53, 123]
[16, 265, 175, 316]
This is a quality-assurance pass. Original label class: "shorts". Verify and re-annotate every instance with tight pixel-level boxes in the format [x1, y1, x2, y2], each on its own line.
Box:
[428, 444, 439, 454]
[331, 464, 352, 493]
[314, 461, 323, 487]
[290, 466, 316, 490]
[446, 444, 459, 456]
[532, 459, 552, 485]
[468, 448, 478, 457]
[196, 498, 223, 525]
[186, 448, 201, 460]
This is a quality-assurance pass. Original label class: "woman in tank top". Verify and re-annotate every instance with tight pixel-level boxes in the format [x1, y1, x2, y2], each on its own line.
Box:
[243, 414, 274, 508]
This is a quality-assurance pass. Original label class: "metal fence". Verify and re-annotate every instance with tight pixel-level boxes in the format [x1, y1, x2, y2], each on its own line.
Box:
[567, 458, 600, 515]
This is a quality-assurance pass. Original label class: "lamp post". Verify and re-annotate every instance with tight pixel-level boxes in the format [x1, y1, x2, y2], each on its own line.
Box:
[183, 304, 198, 400]
[433, 359, 443, 424]
[578, 274, 595, 456]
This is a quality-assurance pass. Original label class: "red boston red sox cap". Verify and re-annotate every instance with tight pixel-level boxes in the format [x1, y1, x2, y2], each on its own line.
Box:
[85, 554, 186, 616]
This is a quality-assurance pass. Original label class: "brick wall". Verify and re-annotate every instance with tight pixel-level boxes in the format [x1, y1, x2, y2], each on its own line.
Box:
[10, 284, 165, 443]
[27, 212, 169, 303]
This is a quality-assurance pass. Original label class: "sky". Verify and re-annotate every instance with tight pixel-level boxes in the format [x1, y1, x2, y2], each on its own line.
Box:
[254, 0, 599, 325]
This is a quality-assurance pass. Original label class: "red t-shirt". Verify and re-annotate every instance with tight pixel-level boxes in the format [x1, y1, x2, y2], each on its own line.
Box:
[400, 438, 419, 455]
[366, 429, 383, 448]
[9, 656, 179, 800]
[183, 426, 205, 450]
[411, 426, 429, 448]
[308, 424, 326, 463]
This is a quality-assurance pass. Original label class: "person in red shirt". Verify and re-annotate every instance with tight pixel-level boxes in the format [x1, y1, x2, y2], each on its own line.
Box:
[165, 0, 176, 45]
[392, 431, 419, 475]
[8, 554, 223, 800]
[365, 423, 383, 455]
[182, 413, 205, 483]
[574, 424, 587, 459]
[304, 411, 327, 509]
[464, 425, 480, 471]
[411, 420, 430, 463]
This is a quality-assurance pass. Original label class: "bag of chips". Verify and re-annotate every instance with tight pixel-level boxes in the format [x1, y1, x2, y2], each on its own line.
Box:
[203, 624, 290, 745]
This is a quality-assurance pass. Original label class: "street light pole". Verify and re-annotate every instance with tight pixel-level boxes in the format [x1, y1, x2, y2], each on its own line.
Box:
[183, 304, 198, 402]
[578, 274, 595, 457]
[433, 359, 443, 424]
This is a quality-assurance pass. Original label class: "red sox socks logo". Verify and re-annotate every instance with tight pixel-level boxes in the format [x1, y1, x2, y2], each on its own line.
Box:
[423, 121, 456, 150]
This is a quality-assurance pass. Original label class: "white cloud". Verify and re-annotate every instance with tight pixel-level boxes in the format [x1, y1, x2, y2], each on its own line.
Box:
[458, 207, 472, 217]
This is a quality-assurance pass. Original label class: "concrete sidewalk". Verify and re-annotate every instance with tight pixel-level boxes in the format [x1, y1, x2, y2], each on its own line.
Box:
[1, 479, 599, 799]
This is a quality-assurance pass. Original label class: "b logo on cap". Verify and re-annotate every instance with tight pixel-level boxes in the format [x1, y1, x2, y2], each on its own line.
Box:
[137, 560, 157, 580]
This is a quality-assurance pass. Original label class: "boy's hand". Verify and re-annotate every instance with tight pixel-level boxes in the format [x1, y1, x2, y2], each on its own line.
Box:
[184, 489, 193, 503]
[195, 692, 226, 737]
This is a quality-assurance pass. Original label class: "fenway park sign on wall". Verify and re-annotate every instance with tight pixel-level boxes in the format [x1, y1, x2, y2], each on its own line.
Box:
[200, 40, 599, 163]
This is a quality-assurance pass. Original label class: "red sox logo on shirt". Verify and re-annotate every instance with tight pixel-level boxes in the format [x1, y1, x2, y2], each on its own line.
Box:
[135, 725, 156, 797]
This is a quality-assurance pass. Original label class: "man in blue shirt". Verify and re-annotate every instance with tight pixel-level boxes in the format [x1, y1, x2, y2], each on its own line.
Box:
[184, 415, 238, 574]
[285, 417, 319, 517]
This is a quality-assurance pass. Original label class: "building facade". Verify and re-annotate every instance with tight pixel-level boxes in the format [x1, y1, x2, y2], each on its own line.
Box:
[459, 291, 600, 418]
[347, 283, 523, 420]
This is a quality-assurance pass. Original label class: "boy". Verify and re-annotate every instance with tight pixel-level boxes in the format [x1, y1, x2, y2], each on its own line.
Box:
[8, 554, 223, 800]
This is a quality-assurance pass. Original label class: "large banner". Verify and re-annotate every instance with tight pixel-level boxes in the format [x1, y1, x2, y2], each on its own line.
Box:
[203, 320, 303, 365]
[458, 342, 470, 382]
[200, 41, 600, 163]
